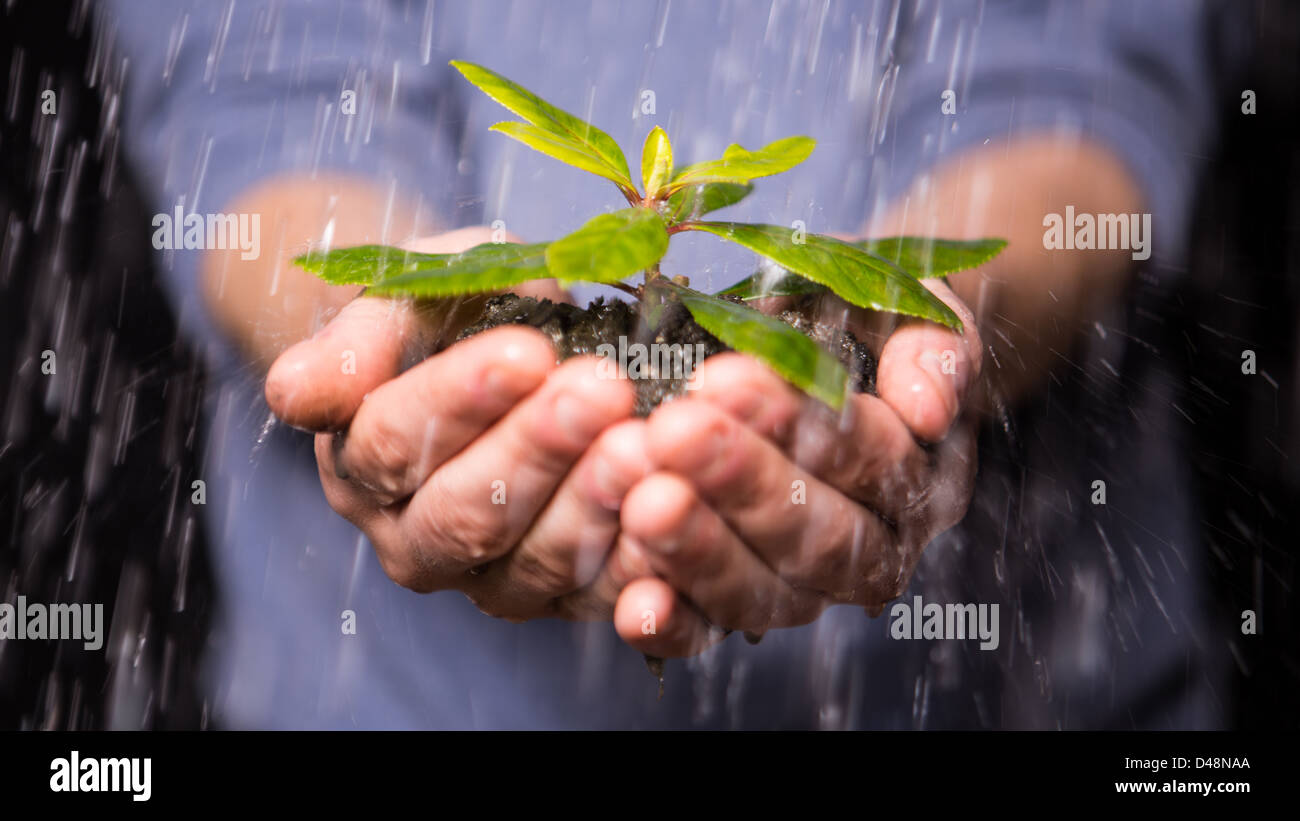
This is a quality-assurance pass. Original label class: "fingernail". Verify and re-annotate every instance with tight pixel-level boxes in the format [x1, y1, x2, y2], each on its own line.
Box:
[589, 453, 624, 511]
[731, 386, 767, 424]
[554, 391, 596, 444]
[483, 364, 517, 399]
[917, 351, 959, 417]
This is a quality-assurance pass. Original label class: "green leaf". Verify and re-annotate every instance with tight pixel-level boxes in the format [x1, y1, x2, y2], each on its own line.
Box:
[489, 122, 634, 191]
[716, 236, 1010, 301]
[717, 267, 829, 301]
[668, 136, 815, 191]
[293, 244, 413, 286]
[641, 126, 674, 199]
[857, 237, 1007, 279]
[354, 243, 554, 298]
[545, 208, 669, 286]
[663, 181, 752, 223]
[451, 60, 633, 191]
[657, 281, 848, 409]
[684, 223, 963, 331]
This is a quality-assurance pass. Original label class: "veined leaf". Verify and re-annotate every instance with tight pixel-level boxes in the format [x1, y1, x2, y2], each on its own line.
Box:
[546, 208, 668, 286]
[641, 126, 673, 199]
[858, 236, 1007, 279]
[684, 223, 962, 330]
[718, 236, 1009, 299]
[293, 244, 419, 286]
[451, 60, 633, 190]
[657, 280, 848, 409]
[359, 243, 554, 298]
[663, 181, 752, 223]
[667, 136, 815, 191]
[489, 122, 634, 190]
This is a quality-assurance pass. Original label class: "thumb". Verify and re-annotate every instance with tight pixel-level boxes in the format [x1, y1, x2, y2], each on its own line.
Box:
[265, 296, 421, 431]
[265, 226, 512, 431]
[875, 279, 981, 442]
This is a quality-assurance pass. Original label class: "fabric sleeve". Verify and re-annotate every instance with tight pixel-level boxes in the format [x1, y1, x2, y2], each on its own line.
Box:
[99, 0, 473, 372]
[880, 0, 1223, 268]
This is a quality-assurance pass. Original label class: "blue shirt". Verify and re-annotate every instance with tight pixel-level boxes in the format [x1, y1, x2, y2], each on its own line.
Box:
[102, 0, 1231, 728]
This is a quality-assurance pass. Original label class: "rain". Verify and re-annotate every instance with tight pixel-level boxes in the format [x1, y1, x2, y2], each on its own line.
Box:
[0, 0, 1295, 742]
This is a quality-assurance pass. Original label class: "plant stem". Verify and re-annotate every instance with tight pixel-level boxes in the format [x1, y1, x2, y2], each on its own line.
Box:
[609, 281, 639, 298]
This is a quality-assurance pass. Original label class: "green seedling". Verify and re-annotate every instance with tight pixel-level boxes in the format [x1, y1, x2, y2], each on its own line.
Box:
[294, 60, 1007, 409]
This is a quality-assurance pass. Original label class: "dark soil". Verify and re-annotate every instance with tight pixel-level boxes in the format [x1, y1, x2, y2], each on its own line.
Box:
[458, 293, 876, 415]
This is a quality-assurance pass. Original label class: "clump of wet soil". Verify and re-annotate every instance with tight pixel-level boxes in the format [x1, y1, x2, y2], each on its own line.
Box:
[457, 293, 876, 415]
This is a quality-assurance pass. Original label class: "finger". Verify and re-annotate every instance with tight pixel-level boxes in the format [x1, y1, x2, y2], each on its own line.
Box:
[614, 577, 724, 659]
[313, 433, 437, 591]
[553, 533, 655, 621]
[875, 279, 981, 442]
[691, 353, 802, 445]
[266, 296, 421, 431]
[398, 356, 634, 579]
[692, 353, 930, 515]
[469, 419, 652, 619]
[335, 325, 556, 502]
[621, 472, 824, 631]
[646, 399, 897, 594]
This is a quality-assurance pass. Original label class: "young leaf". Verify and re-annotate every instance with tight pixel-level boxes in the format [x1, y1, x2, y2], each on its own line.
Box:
[657, 281, 849, 409]
[490, 122, 635, 191]
[451, 60, 634, 191]
[641, 126, 674, 199]
[683, 223, 962, 330]
[663, 181, 752, 223]
[360, 242, 554, 297]
[667, 136, 815, 191]
[545, 208, 669, 286]
[858, 237, 1007, 279]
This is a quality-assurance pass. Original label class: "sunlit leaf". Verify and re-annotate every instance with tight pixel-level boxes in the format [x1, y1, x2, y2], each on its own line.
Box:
[667, 136, 815, 191]
[490, 122, 634, 190]
[657, 280, 848, 409]
[858, 236, 1007, 279]
[451, 60, 633, 191]
[641, 126, 674, 199]
[663, 181, 752, 223]
[545, 208, 669, 286]
[684, 223, 962, 330]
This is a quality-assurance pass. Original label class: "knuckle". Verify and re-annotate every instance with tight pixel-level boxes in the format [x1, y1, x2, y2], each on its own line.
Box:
[801, 543, 856, 591]
[349, 412, 413, 491]
[419, 493, 514, 564]
[373, 543, 435, 593]
[510, 545, 579, 596]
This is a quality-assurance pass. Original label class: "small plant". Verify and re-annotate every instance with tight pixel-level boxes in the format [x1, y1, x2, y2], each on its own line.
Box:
[295, 61, 1007, 408]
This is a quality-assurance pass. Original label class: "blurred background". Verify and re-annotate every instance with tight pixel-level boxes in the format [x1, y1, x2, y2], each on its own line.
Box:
[1, 0, 1296, 729]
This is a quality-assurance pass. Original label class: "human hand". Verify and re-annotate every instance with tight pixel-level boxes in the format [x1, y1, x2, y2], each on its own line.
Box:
[610, 281, 982, 656]
[265, 227, 654, 620]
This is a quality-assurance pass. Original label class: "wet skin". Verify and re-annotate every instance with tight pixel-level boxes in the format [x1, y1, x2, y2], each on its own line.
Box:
[265, 226, 982, 658]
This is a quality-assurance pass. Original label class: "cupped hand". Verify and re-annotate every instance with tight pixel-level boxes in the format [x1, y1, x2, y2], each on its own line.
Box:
[611, 280, 983, 657]
[265, 228, 653, 621]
